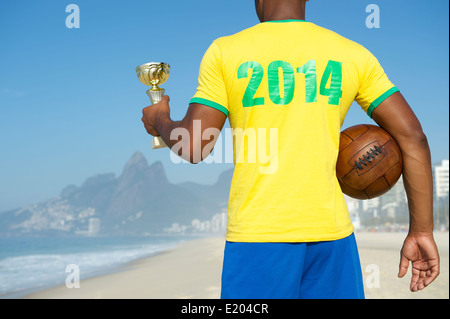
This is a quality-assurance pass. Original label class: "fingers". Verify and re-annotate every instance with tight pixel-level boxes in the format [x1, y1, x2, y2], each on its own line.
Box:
[411, 269, 430, 292]
[162, 94, 170, 103]
[141, 115, 158, 136]
[141, 95, 170, 135]
[424, 265, 440, 286]
[409, 264, 440, 292]
[409, 268, 422, 292]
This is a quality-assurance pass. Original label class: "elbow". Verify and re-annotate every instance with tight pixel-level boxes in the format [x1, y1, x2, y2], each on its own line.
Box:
[172, 126, 217, 164]
[188, 139, 203, 164]
[416, 131, 429, 148]
[188, 156, 202, 165]
[171, 139, 206, 164]
[394, 125, 430, 153]
[176, 147, 201, 164]
[407, 127, 429, 147]
[188, 140, 215, 164]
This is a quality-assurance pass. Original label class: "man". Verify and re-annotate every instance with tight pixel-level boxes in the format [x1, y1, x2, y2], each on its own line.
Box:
[142, 0, 440, 298]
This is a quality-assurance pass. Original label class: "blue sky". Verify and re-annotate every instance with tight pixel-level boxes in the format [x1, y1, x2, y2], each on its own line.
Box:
[0, 0, 448, 212]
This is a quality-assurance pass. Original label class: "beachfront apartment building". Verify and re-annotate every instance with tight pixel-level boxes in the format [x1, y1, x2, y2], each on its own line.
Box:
[434, 159, 449, 198]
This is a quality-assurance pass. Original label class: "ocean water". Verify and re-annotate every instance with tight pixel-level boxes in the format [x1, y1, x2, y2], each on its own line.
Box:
[0, 236, 191, 298]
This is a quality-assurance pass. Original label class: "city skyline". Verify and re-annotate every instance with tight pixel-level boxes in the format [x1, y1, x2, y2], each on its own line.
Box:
[346, 159, 449, 231]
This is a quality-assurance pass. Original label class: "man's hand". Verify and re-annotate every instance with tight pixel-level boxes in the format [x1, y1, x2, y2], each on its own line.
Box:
[398, 233, 440, 292]
[140, 97, 227, 163]
[141, 95, 171, 136]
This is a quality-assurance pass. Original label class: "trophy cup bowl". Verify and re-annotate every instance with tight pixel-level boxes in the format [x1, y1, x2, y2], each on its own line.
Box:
[136, 62, 170, 90]
[136, 62, 171, 149]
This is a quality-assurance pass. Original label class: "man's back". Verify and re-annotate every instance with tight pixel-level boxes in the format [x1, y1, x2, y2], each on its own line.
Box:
[190, 20, 398, 243]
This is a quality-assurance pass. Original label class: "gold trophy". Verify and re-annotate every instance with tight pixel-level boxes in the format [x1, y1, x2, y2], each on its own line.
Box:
[136, 62, 170, 149]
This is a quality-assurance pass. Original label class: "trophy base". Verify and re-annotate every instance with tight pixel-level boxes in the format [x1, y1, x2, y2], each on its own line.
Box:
[152, 136, 167, 149]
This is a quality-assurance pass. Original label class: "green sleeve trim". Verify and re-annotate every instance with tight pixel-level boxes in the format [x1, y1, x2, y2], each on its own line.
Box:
[367, 87, 400, 118]
[189, 97, 229, 117]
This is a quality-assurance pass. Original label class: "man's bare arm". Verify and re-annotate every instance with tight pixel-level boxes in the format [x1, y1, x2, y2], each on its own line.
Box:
[142, 96, 227, 163]
[371, 92, 440, 291]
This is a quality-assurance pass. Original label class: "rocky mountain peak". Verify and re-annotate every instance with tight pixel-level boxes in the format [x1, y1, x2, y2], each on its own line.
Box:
[122, 151, 148, 173]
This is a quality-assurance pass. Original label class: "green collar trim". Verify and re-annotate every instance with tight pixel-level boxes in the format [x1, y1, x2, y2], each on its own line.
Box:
[264, 19, 307, 23]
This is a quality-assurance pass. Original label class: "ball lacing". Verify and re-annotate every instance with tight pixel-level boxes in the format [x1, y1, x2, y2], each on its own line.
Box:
[354, 146, 383, 170]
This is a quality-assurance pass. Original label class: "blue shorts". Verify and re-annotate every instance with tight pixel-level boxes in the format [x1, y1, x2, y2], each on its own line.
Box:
[221, 233, 364, 299]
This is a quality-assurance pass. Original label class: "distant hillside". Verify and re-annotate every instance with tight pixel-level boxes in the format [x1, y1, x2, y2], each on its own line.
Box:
[0, 151, 233, 237]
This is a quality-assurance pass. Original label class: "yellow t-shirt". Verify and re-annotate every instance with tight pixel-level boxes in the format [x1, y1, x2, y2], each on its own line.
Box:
[190, 20, 398, 242]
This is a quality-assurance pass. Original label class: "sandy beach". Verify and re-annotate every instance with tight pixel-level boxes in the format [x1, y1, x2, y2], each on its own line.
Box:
[25, 232, 448, 299]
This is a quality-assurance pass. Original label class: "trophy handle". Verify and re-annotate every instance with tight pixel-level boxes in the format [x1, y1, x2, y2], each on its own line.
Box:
[146, 88, 168, 149]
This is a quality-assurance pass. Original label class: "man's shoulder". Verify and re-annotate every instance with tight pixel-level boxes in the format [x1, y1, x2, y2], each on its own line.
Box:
[312, 23, 368, 51]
